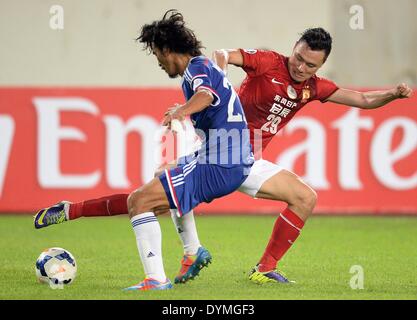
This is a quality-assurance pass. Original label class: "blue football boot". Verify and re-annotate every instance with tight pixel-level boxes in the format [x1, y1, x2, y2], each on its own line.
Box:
[34, 201, 70, 229]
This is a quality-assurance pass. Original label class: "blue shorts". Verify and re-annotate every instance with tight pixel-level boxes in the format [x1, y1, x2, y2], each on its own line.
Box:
[159, 155, 251, 216]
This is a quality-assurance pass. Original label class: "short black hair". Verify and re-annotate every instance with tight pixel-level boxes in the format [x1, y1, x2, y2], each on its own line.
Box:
[136, 9, 203, 56]
[298, 28, 332, 61]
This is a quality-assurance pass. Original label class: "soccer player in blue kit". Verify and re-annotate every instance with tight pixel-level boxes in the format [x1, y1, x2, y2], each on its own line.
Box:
[34, 9, 253, 291]
[123, 10, 253, 290]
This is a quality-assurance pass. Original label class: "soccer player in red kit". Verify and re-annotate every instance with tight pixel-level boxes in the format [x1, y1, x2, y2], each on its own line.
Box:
[34, 28, 413, 285]
[209, 28, 412, 283]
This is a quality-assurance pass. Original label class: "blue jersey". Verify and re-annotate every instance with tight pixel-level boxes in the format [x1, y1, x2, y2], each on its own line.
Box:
[182, 56, 253, 168]
[158, 56, 254, 216]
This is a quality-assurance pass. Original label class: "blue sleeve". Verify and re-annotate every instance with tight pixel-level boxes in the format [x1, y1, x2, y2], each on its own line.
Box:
[184, 61, 221, 107]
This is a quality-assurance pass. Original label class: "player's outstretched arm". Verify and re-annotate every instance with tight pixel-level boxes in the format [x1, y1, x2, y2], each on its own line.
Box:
[327, 83, 413, 109]
[212, 49, 244, 75]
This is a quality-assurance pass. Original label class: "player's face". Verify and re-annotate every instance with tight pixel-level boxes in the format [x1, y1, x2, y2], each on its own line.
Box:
[152, 47, 179, 78]
[288, 41, 326, 82]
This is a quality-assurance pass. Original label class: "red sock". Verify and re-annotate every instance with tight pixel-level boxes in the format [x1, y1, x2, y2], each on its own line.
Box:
[258, 207, 305, 272]
[69, 194, 129, 220]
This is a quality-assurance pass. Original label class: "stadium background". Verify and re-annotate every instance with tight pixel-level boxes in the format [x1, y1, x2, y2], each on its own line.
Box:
[0, 0, 415, 214]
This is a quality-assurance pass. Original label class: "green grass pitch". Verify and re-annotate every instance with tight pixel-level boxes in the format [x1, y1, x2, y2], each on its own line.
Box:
[1, 214, 416, 300]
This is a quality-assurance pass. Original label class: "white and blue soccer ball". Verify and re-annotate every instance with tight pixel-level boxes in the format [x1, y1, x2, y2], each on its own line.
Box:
[35, 247, 77, 286]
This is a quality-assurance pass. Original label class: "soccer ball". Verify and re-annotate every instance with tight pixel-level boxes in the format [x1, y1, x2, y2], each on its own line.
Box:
[35, 247, 77, 286]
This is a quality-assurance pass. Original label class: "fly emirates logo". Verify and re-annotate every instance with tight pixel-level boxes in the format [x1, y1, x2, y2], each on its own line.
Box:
[0, 96, 416, 197]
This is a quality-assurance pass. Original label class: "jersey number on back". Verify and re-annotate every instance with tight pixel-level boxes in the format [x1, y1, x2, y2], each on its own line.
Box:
[223, 78, 243, 123]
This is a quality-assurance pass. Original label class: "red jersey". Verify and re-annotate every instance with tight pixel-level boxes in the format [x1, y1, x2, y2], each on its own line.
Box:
[238, 49, 339, 151]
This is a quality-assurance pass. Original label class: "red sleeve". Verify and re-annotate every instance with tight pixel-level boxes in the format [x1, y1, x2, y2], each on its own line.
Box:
[315, 76, 339, 102]
[239, 49, 278, 77]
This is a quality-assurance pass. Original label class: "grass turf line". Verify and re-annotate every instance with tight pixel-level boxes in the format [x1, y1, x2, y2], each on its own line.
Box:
[0, 215, 416, 300]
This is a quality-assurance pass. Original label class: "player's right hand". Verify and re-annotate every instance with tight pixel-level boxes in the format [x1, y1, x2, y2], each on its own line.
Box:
[395, 83, 413, 99]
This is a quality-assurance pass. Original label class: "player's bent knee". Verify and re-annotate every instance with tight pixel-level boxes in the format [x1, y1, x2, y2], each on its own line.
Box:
[127, 189, 147, 218]
[284, 184, 317, 218]
[296, 187, 317, 213]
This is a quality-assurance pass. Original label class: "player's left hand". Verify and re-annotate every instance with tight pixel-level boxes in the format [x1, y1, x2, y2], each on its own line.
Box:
[395, 83, 413, 99]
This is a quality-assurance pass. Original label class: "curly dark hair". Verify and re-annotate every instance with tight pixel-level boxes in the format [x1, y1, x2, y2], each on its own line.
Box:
[136, 9, 203, 56]
[298, 28, 332, 61]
